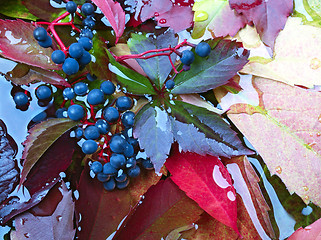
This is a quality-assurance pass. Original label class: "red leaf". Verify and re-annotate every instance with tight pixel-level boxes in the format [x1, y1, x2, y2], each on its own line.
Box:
[288, 217, 321, 240]
[229, 0, 293, 47]
[0, 19, 59, 70]
[114, 178, 203, 240]
[165, 150, 239, 233]
[91, 0, 125, 44]
[75, 163, 162, 240]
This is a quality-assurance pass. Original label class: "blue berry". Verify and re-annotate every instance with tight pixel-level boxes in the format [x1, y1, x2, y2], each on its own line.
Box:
[62, 58, 79, 75]
[78, 51, 91, 66]
[180, 50, 195, 65]
[142, 159, 154, 170]
[73, 82, 88, 96]
[67, 104, 85, 121]
[110, 154, 126, 168]
[115, 171, 127, 182]
[55, 108, 67, 118]
[109, 135, 127, 153]
[31, 111, 47, 123]
[82, 17, 95, 28]
[87, 89, 104, 105]
[97, 172, 110, 182]
[36, 85, 52, 100]
[63, 87, 75, 100]
[103, 177, 116, 191]
[80, 28, 93, 39]
[33, 27, 48, 41]
[126, 157, 136, 168]
[38, 35, 52, 48]
[66, 1, 77, 13]
[195, 42, 211, 57]
[121, 111, 135, 128]
[78, 37, 92, 51]
[69, 43, 84, 59]
[100, 80, 115, 95]
[127, 165, 140, 178]
[165, 79, 175, 90]
[51, 50, 65, 64]
[75, 127, 83, 139]
[14, 92, 29, 106]
[84, 125, 100, 140]
[116, 178, 129, 189]
[95, 119, 110, 134]
[103, 162, 117, 175]
[90, 161, 103, 173]
[81, 3, 95, 15]
[82, 139, 98, 154]
[124, 144, 134, 158]
[116, 96, 133, 111]
[103, 107, 119, 123]
[87, 73, 96, 81]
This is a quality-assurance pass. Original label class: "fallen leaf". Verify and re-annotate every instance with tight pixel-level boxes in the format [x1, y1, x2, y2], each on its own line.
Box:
[0, 19, 59, 70]
[192, 0, 246, 39]
[242, 17, 321, 88]
[229, 0, 293, 47]
[165, 150, 238, 233]
[287, 217, 321, 240]
[92, 0, 125, 44]
[20, 119, 78, 187]
[113, 178, 203, 240]
[75, 161, 162, 240]
[11, 181, 76, 240]
[217, 76, 321, 207]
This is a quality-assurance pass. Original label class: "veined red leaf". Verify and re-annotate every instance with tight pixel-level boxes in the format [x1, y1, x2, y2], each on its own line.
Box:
[0, 19, 60, 70]
[114, 178, 203, 240]
[229, 0, 293, 47]
[75, 162, 162, 240]
[92, 0, 125, 44]
[165, 150, 239, 233]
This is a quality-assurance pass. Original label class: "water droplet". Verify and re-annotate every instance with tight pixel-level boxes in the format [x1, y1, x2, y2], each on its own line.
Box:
[275, 166, 282, 174]
[213, 165, 230, 188]
[154, 12, 159, 17]
[24, 233, 30, 238]
[194, 10, 208, 22]
[317, 132, 321, 136]
[227, 191, 236, 201]
[310, 57, 321, 70]
[303, 186, 309, 191]
[158, 18, 167, 24]
[305, 226, 312, 230]
[56, 215, 62, 221]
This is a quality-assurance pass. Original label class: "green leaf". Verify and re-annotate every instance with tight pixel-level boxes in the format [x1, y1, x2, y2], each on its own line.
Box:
[166, 100, 253, 157]
[171, 39, 249, 94]
[20, 119, 78, 186]
[106, 50, 156, 95]
[0, 0, 37, 21]
[128, 30, 178, 89]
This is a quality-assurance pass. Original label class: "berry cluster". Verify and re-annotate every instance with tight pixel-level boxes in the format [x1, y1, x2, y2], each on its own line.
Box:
[33, 2, 96, 75]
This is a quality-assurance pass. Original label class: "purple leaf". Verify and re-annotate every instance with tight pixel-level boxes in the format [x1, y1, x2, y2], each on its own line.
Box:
[0, 19, 60, 70]
[172, 39, 249, 94]
[0, 120, 18, 204]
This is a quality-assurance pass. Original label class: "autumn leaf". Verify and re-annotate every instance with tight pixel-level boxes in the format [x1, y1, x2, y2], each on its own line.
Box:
[76, 161, 162, 240]
[20, 119, 78, 186]
[192, 0, 246, 39]
[229, 0, 293, 47]
[0, 19, 59, 70]
[0, 120, 18, 204]
[113, 178, 203, 240]
[287, 217, 321, 240]
[22, 0, 64, 22]
[0, 0, 37, 21]
[11, 181, 76, 240]
[216, 76, 321, 207]
[242, 17, 321, 88]
[92, 0, 125, 44]
[165, 150, 238, 233]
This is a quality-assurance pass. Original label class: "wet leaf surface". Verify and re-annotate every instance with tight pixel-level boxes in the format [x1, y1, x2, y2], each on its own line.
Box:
[0, 19, 60, 70]
[114, 178, 203, 240]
